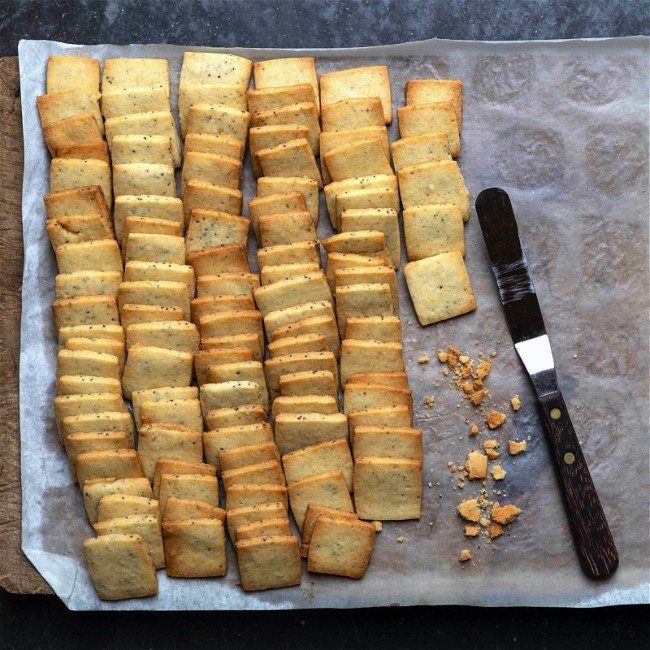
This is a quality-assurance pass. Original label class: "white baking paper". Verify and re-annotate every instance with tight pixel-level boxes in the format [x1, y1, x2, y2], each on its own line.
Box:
[18, 37, 650, 610]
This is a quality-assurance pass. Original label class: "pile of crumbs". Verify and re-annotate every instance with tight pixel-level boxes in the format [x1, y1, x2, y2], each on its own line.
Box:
[432, 344, 526, 565]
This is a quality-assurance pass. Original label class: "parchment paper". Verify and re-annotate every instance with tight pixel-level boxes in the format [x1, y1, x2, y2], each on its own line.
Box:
[18, 37, 650, 611]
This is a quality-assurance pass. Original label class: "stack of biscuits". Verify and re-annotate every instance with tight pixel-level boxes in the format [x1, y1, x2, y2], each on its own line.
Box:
[393, 80, 477, 326]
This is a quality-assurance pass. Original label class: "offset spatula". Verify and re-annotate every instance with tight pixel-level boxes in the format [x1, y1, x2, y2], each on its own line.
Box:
[475, 187, 618, 580]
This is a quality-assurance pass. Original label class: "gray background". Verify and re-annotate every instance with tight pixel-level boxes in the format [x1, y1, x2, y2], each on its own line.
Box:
[1, 0, 648, 647]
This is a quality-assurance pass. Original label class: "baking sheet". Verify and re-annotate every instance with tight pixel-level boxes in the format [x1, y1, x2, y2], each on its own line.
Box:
[18, 37, 650, 610]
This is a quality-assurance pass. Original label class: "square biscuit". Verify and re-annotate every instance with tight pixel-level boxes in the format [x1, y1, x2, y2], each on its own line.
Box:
[219, 441, 280, 474]
[253, 57, 319, 109]
[44, 185, 111, 228]
[342, 315, 402, 343]
[187, 243, 249, 277]
[249, 125, 311, 178]
[287, 470, 353, 530]
[202, 422, 274, 472]
[320, 66, 392, 124]
[121, 218, 182, 258]
[42, 114, 103, 158]
[278, 369, 337, 400]
[195, 347, 254, 385]
[113, 162, 176, 197]
[163, 497, 225, 523]
[390, 132, 451, 172]
[123, 233, 186, 265]
[54, 141, 110, 164]
[191, 295, 255, 328]
[226, 502, 288, 543]
[257, 138, 322, 187]
[270, 315, 339, 359]
[221, 460, 285, 492]
[153, 459, 216, 500]
[52, 295, 119, 331]
[97, 494, 160, 523]
[104, 111, 181, 167]
[236, 518, 292, 542]
[113, 195, 183, 243]
[307, 516, 375, 578]
[198, 310, 262, 350]
[55, 271, 122, 299]
[321, 97, 384, 133]
[397, 160, 469, 220]
[75, 448, 144, 489]
[247, 84, 315, 116]
[267, 333, 329, 358]
[403, 251, 476, 326]
[58, 323, 124, 348]
[339, 339, 404, 386]
[258, 211, 316, 248]
[83, 533, 157, 601]
[63, 336, 124, 373]
[253, 102, 320, 154]
[186, 103, 250, 146]
[56, 375, 122, 397]
[300, 505, 359, 556]
[64, 431, 129, 483]
[403, 203, 465, 261]
[405, 79, 463, 131]
[61, 412, 135, 446]
[185, 208, 249, 254]
[199, 381, 263, 417]
[271, 394, 338, 416]
[55, 348, 120, 384]
[124, 261, 195, 300]
[257, 240, 320, 270]
[257, 176, 319, 226]
[37, 88, 103, 133]
[118, 280, 190, 319]
[139, 398, 203, 432]
[282, 439, 353, 491]
[94, 514, 165, 569]
[184, 181, 243, 226]
[178, 84, 248, 136]
[181, 152, 242, 195]
[158, 473, 219, 516]
[185, 132, 244, 161]
[82, 477, 153, 525]
[131, 385, 199, 430]
[206, 360, 269, 410]
[335, 282, 394, 338]
[248, 191, 307, 238]
[397, 101, 460, 157]
[225, 484, 288, 511]
[253, 273, 332, 319]
[323, 139, 392, 183]
[353, 456, 422, 520]
[196, 273, 260, 298]
[47, 55, 100, 94]
[121, 344, 193, 399]
[343, 383, 413, 420]
[120, 305, 184, 331]
[273, 412, 348, 457]
[111, 135, 174, 167]
[162, 518, 227, 577]
[347, 372, 409, 389]
[263, 300, 335, 343]
[180, 51, 252, 88]
[334, 265, 398, 315]
[50, 158, 112, 208]
[261, 263, 321, 286]
[138, 422, 203, 481]
[320, 126, 390, 185]
[325, 248, 392, 285]
[201, 333, 262, 363]
[45, 214, 115, 251]
[335, 188, 399, 229]
[264, 350, 337, 400]
[103, 58, 170, 94]
[340, 208, 400, 267]
[55, 239, 122, 274]
[235, 535, 301, 592]
[352, 426, 422, 462]
[322, 230, 386, 257]
[204, 404, 268, 430]
[101, 86, 169, 120]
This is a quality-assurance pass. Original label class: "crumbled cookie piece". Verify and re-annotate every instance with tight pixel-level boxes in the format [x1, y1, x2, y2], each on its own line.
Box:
[424, 395, 435, 406]
[470, 390, 485, 406]
[475, 360, 492, 380]
[373, 521, 383, 532]
[511, 395, 521, 411]
[488, 522, 504, 539]
[483, 439, 499, 460]
[418, 355, 430, 364]
[459, 355, 470, 364]
[396, 536, 404, 543]
[468, 424, 479, 436]
[466, 451, 488, 480]
[459, 549, 471, 562]
[491, 465, 507, 481]
[464, 525, 480, 538]
[486, 411, 506, 429]
[457, 498, 481, 522]
[491, 502, 521, 525]
[437, 350, 448, 363]
[508, 439, 527, 455]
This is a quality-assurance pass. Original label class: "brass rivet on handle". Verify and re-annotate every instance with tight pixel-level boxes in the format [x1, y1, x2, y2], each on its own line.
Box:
[564, 452, 576, 465]
[550, 408, 562, 420]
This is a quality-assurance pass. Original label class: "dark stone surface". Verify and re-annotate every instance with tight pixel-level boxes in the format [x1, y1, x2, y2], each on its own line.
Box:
[1, 1, 648, 647]
[0, 0, 648, 55]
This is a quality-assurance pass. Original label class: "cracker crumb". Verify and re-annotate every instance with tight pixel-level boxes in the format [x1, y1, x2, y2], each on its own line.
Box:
[490, 351, 497, 357]
[459, 355, 470, 364]
[418, 355, 430, 364]
[437, 350, 448, 363]
[447, 461, 453, 467]
[396, 536, 404, 543]
[486, 411, 506, 429]
[475, 360, 492, 380]
[450, 464, 457, 473]
[459, 549, 472, 562]
[468, 423, 479, 436]
[457, 498, 481, 522]
[508, 439, 527, 455]
[464, 525, 480, 538]
[424, 395, 435, 406]
[483, 439, 499, 460]
[479, 516, 490, 527]
[492, 503, 521, 525]
[442, 368, 449, 376]
[488, 522, 504, 539]
[491, 465, 507, 481]
[373, 521, 383, 532]
[470, 390, 485, 406]
[511, 395, 521, 411]
[467, 451, 488, 480]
